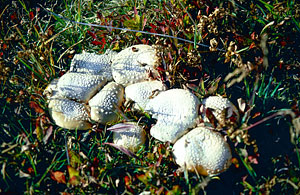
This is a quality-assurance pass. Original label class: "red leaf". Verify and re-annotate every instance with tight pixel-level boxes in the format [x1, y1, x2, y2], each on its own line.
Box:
[27, 167, 34, 175]
[87, 30, 97, 39]
[100, 37, 106, 49]
[10, 12, 17, 21]
[124, 176, 134, 193]
[249, 42, 256, 49]
[2, 43, 7, 50]
[50, 171, 66, 184]
[29, 11, 34, 20]
[29, 101, 44, 113]
[91, 40, 102, 45]
[251, 32, 256, 40]
[252, 112, 261, 119]
[280, 40, 287, 47]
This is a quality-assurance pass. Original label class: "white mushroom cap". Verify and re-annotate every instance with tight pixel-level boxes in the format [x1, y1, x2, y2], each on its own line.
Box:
[145, 89, 200, 143]
[43, 78, 62, 99]
[125, 80, 166, 111]
[111, 44, 159, 86]
[112, 122, 146, 152]
[48, 98, 91, 130]
[172, 126, 232, 176]
[88, 82, 124, 124]
[201, 96, 239, 125]
[70, 50, 117, 81]
[57, 72, 107, 102]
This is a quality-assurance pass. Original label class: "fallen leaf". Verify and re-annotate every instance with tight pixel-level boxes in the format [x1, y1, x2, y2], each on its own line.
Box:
[50, 171, 66, 184]
[67, 166, 81, 186]
[29, 101, 44, 114]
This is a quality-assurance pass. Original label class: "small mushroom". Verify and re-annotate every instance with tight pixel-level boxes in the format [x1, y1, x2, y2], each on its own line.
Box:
[88, 82, 124, 124]
[201, 96, 239, 126]
[145, 89, 200, 143]
[48, 98, 92, 130]
[112, 122, 146, 152]
[111, 44, 159, 86]
[57, 72, 107, 102]
[172, 126, 232, 176]
[70, 50, 117, 81]
[125, 80, 166, 111]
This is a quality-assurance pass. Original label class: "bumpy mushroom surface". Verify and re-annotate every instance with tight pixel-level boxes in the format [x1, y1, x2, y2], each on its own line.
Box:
[111, 44, 159, 86]
[145, 89, 200, 143]
[48, 98, 91, 130]
[172, 126, 232, 176]
[201, 96, 239, 126]
[57, 72, 107, 102]
[88, 82, 124, 124]
[112, 122, 146, 152]
[125, 80, 166, 110]
[70, 50, 117, 81]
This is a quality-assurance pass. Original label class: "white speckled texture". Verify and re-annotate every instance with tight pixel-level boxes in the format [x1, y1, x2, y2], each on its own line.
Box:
[57, 72, 107, 102]
[113, 122, 146, 152]
[173, 126, 232, 176]
[48, 98, 91, 130]
[201, 96, 239, 123]
[111, 44, 159, 86]
[70, 50, 117, 80]
[145, 89, 200, 143]
[125, 80, 166, 110]
[89, 82, 124, 124]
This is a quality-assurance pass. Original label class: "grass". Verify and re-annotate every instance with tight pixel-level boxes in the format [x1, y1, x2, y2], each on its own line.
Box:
[0, 0, 300, 194]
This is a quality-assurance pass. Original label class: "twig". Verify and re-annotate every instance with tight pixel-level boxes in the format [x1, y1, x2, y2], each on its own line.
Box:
[241, 109, 295, 131]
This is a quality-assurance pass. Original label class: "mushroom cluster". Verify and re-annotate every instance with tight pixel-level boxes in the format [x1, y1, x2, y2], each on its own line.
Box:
[45, 44, 159, 130]
[45, 44, 239, 176]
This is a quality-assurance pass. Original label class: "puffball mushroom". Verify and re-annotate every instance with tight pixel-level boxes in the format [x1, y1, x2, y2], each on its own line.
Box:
[88, 82, 124, 124]
[111, 44, 159, 86]
[48, 98, 92, 130]
[70, 50, 117, 81]
[172, 126, 232, 176]
[125, 80, 166, 111]
[201, 96, 239, 126]
[57, 72, 107, 102]
[145, 89, 200, 143]
[112, 123, 146, 152]
[43, 78, 61, 99]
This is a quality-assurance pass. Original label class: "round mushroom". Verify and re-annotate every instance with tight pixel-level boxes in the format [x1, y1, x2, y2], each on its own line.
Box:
[125, 80, 166, 111]
[145, 89, 200, 143]
[70, 50, 117, 81]
[88, 82, 124, 124]
[112, 122, 146, 152]
[111, 44, 159, 86]
[57, 72, 107, 102]
[48, 98, 92, 130]
[172, 126, 232, 176]
[201, 96, 239, 126]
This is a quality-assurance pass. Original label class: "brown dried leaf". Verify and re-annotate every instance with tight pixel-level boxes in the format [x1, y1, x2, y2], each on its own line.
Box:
[50, 171, 66, 184]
